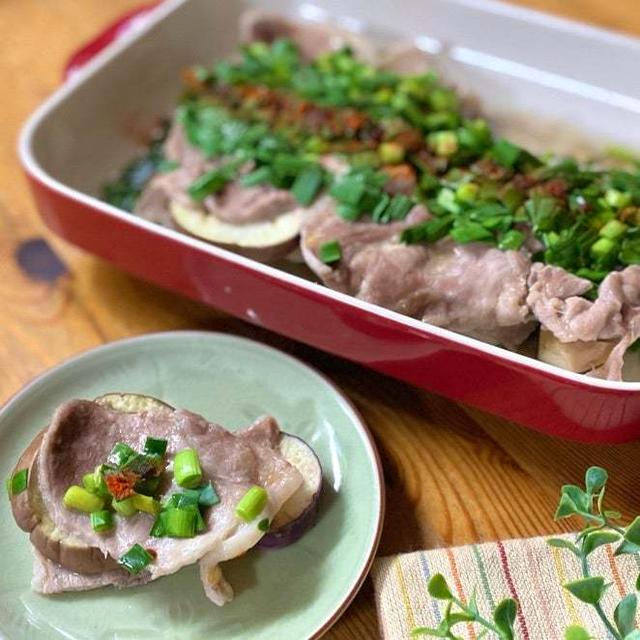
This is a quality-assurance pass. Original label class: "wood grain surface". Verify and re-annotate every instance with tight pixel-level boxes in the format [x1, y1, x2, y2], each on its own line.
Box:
[1, 2, 639, 638]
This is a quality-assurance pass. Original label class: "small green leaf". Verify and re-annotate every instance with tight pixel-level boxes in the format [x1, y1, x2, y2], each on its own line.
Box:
[564, 577, 608, 604]
[555, 493, 580, 520]
[614, 593, 637, 637]
[616, 540, 640, 556]
[547, 538, 580, 555]
[428, 574, 453, 600]
[625, 516, 640, 546]
[583, 530, 621, 556]
[585, 467, 608, 494]
[493, 598, 517, 640]
[564, 625, 592, 640]
[562, 485, 591, 513]
[447, 611, 476, 625]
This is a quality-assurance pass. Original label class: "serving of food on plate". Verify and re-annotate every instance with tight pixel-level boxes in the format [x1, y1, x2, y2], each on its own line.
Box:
[7, 392, 322, 604]
[103, 10, 640, 382]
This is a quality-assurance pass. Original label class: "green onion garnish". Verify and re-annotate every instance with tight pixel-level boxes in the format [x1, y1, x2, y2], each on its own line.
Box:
[173, 448, 203, 489]
[118, 543, 154, 575]
[240, 166, 273, 187]
[108, 443, 136, 468]
[385, 194, 413, 221]
[258, 518, 270, 532]
[161, 507, 199, 538]
[82, 473, 98, 494]
[6, 468, 28, 497]
[491, 138, 521, 168]
[319, 240, 342, 265]
[236, 485, 268, 522]
[143, 437, 168, 457]
[90, 510, 114, 533]
[131, 493, 161, 515]
[291, 165, 325, 206]
[63, 486, 104, 513]
[113, 497, 137, 517]
[197, 482, 220, 508]
[188, 165, 234, 201]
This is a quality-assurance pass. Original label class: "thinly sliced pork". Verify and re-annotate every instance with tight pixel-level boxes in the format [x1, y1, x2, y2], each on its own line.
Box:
[301, 201, 535, 347]
[527, 263, 640, 379]
[36, 401, 302, 603]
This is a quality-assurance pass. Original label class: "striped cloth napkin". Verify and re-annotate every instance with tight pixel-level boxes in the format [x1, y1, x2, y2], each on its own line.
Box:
[372, 534, 640, 639]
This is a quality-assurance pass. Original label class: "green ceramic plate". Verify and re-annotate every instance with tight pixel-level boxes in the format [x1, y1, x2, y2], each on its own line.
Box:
[0, 332, 383, 640]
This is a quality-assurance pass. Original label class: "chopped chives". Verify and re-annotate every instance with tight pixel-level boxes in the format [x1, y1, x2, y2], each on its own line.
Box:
[236, 485, 268, 522]
[143, 437, 168, 457]
[161, 507, 199, 538]
[131, 493, 161, 515]
[107, 443, 136, 468]
[113, 496, 137, 517]
[82, 473, 98, 494]
[498, 229, 526, 251]
[385, 195, 413, 221]
[118, 543, 154, 575]
[63, 486, 104, 513]
[6, 468, 28, 497]
[188, 166, 234, 201]
[173, 448, 203, 489]
[291, 165, 324, 206]
[319, 240, 342, 265]
[240, 166, 273, 187]
[196, 481, 220, 508]
[91, 510, 114, 533]
[258, 518, 270, 532]
[491, 138, 521, 168]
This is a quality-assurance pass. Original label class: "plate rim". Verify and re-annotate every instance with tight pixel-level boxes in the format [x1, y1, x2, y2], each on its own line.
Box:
[0, 330, 385, 640]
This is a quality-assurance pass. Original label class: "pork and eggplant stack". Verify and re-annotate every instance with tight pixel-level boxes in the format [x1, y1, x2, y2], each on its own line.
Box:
[103, 14, 640, 381]
[7, 393, 322, 604]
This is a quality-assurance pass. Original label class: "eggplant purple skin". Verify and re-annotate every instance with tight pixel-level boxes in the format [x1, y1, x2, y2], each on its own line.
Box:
[258, 491, 321, 549]
[258, 434, 323, 549]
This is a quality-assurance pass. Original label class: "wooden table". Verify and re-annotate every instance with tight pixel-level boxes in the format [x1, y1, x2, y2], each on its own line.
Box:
[2, 2, 639, 637]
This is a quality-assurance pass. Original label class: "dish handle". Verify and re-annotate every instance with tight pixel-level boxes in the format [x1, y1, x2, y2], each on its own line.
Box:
[63, 3, 158, 81]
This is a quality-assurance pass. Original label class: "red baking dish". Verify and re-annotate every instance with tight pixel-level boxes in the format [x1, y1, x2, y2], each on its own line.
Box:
[19, 0, 640, 443]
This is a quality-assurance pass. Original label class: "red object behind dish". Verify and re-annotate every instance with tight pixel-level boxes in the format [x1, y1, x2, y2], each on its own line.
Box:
[20, 0, 640, 443]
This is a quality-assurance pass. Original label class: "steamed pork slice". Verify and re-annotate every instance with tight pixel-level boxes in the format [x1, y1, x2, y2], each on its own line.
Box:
[527, 263, 640, 379]
[32, 549, 146, 595]
[36, 401, 302, 587]
[301, 200, 535, 347]
[239, 9, 377, 62]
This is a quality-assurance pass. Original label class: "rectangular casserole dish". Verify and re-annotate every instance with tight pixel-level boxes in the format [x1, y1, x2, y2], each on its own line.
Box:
[19, 0, 640, 443]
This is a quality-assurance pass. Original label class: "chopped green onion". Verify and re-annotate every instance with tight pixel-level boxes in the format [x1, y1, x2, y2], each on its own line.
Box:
[236, 485, 268, 522]
[6, 468, 28, 497]
[605, 189, 631, 209]
[118, 543, 153, 575]
[82, 473, 98, 493]
[599, 219, 627, 239]
[401, 216, 453, 245]
[165, 491, 199, 509]
[319, 240, 342, 265]
[378, 142, 405, 165]
[161, 507, 199, 538]
[330, 175, 366, 206]
[63, 486, 104, 513]
[91, 465, 111, 497]
[173, 448, 203, 489]
[143, 437, 168, 457]
[196, 481, 220, 508]
[492, 138, 521, 168]
[135, 475, 162, 497]
[108, 443, 136, 468]
[456, 182, 479, 204]
[498, 229, 525, 251]
[385, 195, 413, 221]
[291, 165, 324, 206]
[188, 166, 233, 201]
[429, 131, 458, 157]
[591, 237, 616, 259]
[132, 493, 161, 515]
[91, 510, 114, 533]
[450, 221, 493, 244]
[240, 166, 273, 187]
[371, 193, 391, 223]
[113, 497, 137, 517]
[258, 518, 270, 532]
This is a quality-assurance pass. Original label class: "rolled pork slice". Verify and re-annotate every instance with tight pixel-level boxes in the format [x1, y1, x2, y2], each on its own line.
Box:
[300, 200, 535, 348]
[35, 400, 303, 604]
[527, 263, 640, 380]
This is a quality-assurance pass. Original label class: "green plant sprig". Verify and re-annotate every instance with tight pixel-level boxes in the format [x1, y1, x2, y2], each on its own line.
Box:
[412, 575, 517, 639]
[413, 467, 640, 640]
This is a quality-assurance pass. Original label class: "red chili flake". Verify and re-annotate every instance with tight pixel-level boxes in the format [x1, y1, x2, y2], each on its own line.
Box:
[543, 178, 568, 198]
[105, 471, 139, 501]
[382, 164, 418, 195]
